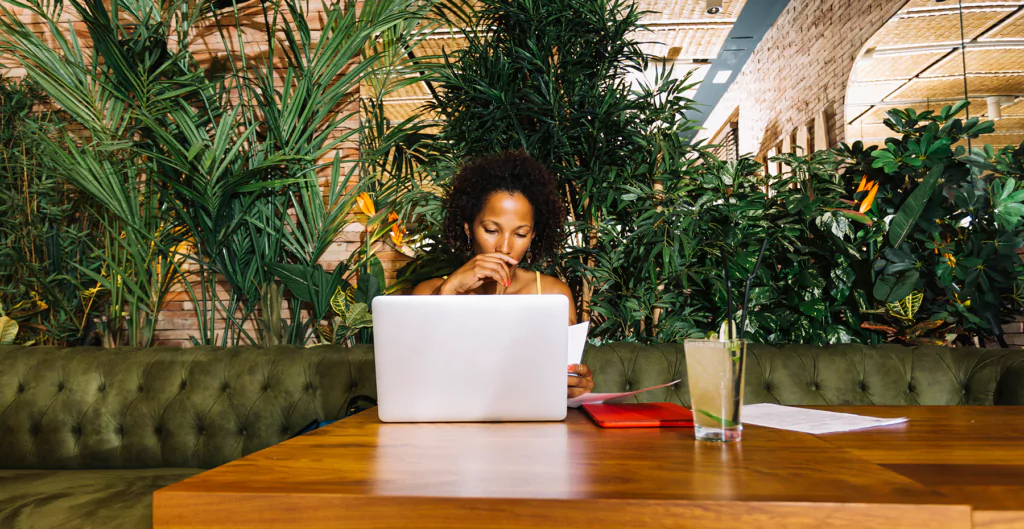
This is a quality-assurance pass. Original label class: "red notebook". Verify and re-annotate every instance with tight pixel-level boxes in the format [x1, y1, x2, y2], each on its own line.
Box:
[581, 402, 694, 428]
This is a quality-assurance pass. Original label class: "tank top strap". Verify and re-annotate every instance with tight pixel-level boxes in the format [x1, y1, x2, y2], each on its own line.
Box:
[535, 270, 542, 295]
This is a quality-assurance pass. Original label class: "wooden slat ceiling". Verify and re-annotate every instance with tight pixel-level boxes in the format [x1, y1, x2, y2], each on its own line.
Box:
[847, 1, 1024, 149]
[1, 0, 749, 129]
[381, 0, 749, 122]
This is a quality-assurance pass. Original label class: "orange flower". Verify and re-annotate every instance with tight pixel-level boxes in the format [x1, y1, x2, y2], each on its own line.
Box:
[355, 192, 376, 217]
[856, 175, 869, 193]
[388, 211, 406, 247]
[942, 253, 957, 268]
[858, 181, 879, 214]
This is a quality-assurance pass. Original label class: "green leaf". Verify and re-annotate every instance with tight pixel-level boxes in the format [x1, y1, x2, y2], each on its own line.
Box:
[798, 299, 826, 318]
[355, 269, 382, 306]
[822, 208, 874, 225]
[889, 165, 942, 248]
[873, 271, 920, 303]
[344, 303, 373, 329]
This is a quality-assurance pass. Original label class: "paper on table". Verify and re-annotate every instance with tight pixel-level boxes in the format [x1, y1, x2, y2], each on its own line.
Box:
[567, 321, 589, 366]
[741, 403, 907, 434]
[567, 379, 682, 408]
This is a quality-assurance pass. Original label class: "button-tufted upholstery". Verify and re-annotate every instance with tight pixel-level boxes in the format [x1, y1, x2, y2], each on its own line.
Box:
[0, 345, 375, 470]
[583, 342, 1024, 407]
[2, 342, 1024, 528]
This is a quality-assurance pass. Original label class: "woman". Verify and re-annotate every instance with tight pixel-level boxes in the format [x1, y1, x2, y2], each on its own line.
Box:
[413, 151, 595, 398]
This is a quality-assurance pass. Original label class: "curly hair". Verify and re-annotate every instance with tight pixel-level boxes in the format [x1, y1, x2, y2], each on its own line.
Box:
[444, 151, 566, 264]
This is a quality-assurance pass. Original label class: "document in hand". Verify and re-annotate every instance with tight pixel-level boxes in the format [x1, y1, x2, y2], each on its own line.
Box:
[567, 379, 682, 408]
[741, 403, 908, 434]
[567, 321, 589, 366]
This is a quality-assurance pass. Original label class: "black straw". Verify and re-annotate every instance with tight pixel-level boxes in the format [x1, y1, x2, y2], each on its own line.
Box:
[722, 253, 733, 340]
[739, 239, 769, 341]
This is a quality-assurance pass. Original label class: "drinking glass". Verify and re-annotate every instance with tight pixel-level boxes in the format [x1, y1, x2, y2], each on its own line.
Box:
[684, 338, 747, 443]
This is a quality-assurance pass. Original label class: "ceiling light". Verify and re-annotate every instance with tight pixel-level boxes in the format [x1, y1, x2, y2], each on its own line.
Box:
[712, 70, 732, 84]
[987, 96, 1015, 120]
[706, 0, 722, 15]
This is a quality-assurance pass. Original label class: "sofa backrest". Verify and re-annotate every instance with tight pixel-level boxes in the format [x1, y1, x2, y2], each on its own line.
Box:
[585, 342, 1024, 407]
[2, 342, 1023, 470]
[0, 345, 375, 470]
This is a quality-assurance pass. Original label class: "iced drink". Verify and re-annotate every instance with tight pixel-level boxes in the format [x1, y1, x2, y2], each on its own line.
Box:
[684, 338, 747, 442]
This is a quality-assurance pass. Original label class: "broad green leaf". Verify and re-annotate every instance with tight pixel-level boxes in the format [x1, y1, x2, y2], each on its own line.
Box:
[345, 303, 373, 329]
[873, 271, 920, 303]
[798, 299, 825, 318]
[889, 165, 942, 248]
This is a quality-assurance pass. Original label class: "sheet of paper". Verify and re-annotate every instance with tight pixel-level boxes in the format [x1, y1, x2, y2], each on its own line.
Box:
[567, 321, 589, 366]
[741, 403, 908, 434]
[567, 379, 682, 408]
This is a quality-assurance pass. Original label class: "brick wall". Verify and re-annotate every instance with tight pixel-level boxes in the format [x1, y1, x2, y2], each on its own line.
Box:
[700, 0, 907, 156]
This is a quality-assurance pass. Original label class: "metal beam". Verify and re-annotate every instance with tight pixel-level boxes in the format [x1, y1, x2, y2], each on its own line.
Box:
[683, 0, 793, 136]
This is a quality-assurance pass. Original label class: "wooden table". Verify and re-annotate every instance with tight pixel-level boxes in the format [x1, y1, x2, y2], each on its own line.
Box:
[153, 406, 1024, 529]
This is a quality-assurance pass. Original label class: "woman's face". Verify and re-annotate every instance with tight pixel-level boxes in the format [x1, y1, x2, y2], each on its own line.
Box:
[465, 191, 535, 264]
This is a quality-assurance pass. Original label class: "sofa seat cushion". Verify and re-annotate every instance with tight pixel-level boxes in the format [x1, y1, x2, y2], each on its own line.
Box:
[0, 468, 202, 528]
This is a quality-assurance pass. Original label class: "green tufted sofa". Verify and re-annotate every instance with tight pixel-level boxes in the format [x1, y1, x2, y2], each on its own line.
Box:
[2, 342, 1024, 528]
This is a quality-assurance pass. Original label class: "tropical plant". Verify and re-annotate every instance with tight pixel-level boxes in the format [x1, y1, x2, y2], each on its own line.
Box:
[836, 101, 1024, 346]
[405, 0, 878, 345]
[414, 0, 711, 332]
[0, 76, 108, 346]
[0, 0, 196, 347]
[680, 150, 871, 345]
[861, 291, 956, 346]
[0, 0, 439, 346]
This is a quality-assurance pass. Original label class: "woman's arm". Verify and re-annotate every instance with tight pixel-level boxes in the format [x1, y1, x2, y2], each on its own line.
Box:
[412, 278, 445, 295]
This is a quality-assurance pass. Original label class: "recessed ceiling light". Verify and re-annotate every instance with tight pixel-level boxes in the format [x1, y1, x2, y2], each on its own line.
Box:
[712, 70, 733, 84]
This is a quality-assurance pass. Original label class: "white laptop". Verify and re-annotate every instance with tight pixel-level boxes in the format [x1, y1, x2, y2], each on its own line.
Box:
[371, 295, 568, 422]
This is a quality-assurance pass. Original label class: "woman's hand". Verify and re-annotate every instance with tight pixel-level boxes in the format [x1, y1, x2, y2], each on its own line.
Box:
[439, 253, 518, 294]
[567, 364, 594, 398]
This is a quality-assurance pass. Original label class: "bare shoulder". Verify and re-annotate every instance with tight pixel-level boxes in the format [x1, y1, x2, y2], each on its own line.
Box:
[538, 273, 571, 296]
[412, 277, 444, 295]
[538, 273, 577, 324]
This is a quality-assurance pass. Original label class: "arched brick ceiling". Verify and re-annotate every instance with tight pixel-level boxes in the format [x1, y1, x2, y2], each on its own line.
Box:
[846, 0, 1024, 148]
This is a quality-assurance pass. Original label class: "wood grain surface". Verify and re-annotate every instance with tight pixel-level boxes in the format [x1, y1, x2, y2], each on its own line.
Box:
[152, 407, 1024, 528]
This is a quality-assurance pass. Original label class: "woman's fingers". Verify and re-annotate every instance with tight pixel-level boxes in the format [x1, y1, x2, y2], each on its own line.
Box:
[569, 363, 593, 379]
[473, 259, 511, 286]
[567, 385, 592, 398]
[567, 363, 595, 398]
[479, 252, 519, 266]
[567, 374, 594, 389]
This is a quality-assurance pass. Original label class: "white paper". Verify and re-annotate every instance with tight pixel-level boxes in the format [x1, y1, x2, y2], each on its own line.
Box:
[741, 403, 907, 434]
[567, 379, 681, 408]
[567, 321, 589, 366]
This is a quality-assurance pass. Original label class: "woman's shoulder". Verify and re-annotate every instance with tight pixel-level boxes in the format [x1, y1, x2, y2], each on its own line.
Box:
[534, 271, 571, 296]
[533, 271, 576, 324]
[412, 277, 445, 295]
